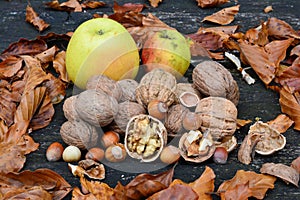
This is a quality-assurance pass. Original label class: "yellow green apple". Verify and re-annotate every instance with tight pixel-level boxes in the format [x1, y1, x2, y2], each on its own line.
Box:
[141, 29, 191, 78]
[66, 18, 140, 89]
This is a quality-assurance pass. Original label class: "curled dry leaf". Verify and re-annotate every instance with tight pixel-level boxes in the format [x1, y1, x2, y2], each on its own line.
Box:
[35, 46, 57, 65]
[244, 22, 269, 46]
[53, 51, 69, 83]
[236, 119, 252, 129]
[277, 56, 300, 92]
[291, 156, 300, 174]
[0, 56, 23, 79]
[196, 0, 229, 8]
[279, 86, 300, 130]
[267, 114, 294, 133]
[0, 87, 18, 126]
[149, 0, 162, 8]
[68, 159, 105, 180]
[81, 1, 106, 9]
[217, 170, 276, 200]
[260, 163, 299, 187]
[113, 1, 146, 13]
[43, 73, 66, 104]
[202, 5, 240, 25]
[0, 38, 47, 60]
[0, 168, 72, 199]
[267, 17, 300, 40]
[25, 5, 50, 32]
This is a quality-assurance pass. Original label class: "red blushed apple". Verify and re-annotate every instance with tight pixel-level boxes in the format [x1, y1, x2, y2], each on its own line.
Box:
[66, 18, 140, 89]
[141, 29, 191, 78]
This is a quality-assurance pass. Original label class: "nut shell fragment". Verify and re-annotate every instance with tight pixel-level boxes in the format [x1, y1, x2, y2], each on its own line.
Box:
[125, 114, 167, 162]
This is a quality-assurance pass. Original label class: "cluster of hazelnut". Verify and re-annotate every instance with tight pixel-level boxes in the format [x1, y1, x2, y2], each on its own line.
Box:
[52, 60, 240, 165]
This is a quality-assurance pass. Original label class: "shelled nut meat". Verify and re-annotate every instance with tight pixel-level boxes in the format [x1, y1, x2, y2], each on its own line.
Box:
[125, 114, 167, 162]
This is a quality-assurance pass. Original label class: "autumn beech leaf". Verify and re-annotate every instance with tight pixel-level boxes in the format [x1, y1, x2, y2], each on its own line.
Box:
[149, 0, 162, 8]
[0, 168, 72, 199]
[0, 87, 18, 126]
[279, 86, 300, 130]
[291, 45, 300, 57]
[0, 56, 23, 79]
[267, 17, 300, 40]
[113, 1, 146, 13]
[53, 51, 69, 82]
[245, 22, 269, 46]
[267, 114, 294, 134]
[217, 170, 276, 200]
[44, 73, 67, 104]
[196, 0, 229, 8]
[238, 40, 276, 85]
[25, 5, 50, 32]
[81, 1, 106, 9]
[277, 57, 300, 92]
[35, 46, 58, 65]
[0, 38, 47, 60]
[202, 5, 240, 25]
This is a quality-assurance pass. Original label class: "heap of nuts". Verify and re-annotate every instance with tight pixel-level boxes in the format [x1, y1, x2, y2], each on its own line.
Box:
[57, 61, 240, 165]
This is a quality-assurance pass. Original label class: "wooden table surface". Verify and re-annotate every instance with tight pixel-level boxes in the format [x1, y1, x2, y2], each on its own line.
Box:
[0, 0, 299, 199]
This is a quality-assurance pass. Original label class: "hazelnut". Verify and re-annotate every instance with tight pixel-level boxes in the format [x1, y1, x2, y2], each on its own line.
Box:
[105, 143, 126, 162]
[182, 111, 202, 131]
[101, 131, 120, 148]
[85, 147, 105, 162]
[160, 145, 181, 164]
[147, 100, 168, 120]
[213, 147, 228, 164]
[62, 145, 81, 162]
[46, 142, 64, 162]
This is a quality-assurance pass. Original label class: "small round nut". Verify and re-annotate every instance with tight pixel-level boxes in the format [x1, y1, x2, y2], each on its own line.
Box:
[182, 111, 202, 131]
[105, 143, 126, 162]
[160, 145, 181, 164]
[62, 145, 81, 162]
[213, 147, 228, 164]
[147, 99, 168, 120]
[46, 142, 64, 162]
[85, 147, 105, 162]
[101, 131, 120, 148]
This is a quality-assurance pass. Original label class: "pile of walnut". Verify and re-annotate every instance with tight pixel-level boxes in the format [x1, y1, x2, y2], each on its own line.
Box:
[60, 61, 242, 164]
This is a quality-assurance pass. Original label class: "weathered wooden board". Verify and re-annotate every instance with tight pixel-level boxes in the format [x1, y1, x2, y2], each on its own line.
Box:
[0, 0, 299, 199]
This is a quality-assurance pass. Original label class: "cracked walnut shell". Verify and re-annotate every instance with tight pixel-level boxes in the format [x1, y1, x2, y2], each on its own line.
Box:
[192, 60, 239, 105]
[135, 68, 177, 108]
[195, 96, 237, 141]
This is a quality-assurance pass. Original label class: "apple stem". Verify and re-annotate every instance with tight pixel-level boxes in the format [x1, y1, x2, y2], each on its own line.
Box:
[98, 30, 104, 35]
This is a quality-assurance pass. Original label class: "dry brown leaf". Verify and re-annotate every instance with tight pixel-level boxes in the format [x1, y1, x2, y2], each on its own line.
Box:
[267, 17, 300, 40]
[291, 45, 300, 57]
[25, 5, 50, 32]
[267, 114, 294, 133]
[187, 31, 223, 51]
[277, 57, 300, 92]
[264, 5, 273, 13]
[0, 56, 23, 79]
[189, 166, 215, 200]
[0, 38, 47, 60]
[202, 5, 240, 25]
[196, 0, 229, 8]
[260, 163, 299, 187]
[113, 1, 146, 13]
[0, 87, 18, 126]
[238, 40, 276, 85]
[291, 156, 300, 174]
[149, 0, 162, 8]
[53, 51, 69, 82]
[279, 86, 300, 130]
[60, 0, 82, 12]
[108, 11, 144, 29]
[44, 73, 66, 104]
[81, 0, 106, 9]
[0, 168, 71, 199]
[222, 181, 253, 200]
[35, 46, 58, 65]
[236, 119, 252, 129]
[245, 22, 269, 46]
[217, 170, 276, 200]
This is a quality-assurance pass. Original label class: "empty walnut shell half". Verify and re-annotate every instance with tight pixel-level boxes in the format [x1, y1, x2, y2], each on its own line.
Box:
[192, 60, 239, 105]
[125, 114, 167, 162]
[174, 83, 201, 104]
[249, 121, 286, 155]
[179, 130, 215, 163]
[135, 68, 177, 108]
[195, 96, 237, 141]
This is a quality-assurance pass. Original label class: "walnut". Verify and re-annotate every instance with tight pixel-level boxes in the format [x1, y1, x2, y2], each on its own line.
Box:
[192, 60, 239, 105]
[125, 114, 167, 162]
[63, 95, 80, 121]
[195, 96, 237, 141]
[164, 104, 189, 135]
[60, 120, 99, 149]
[108, 101, 146, 135]
[135, 68, 177, 108]
[117, 79, 139, 102]
[75, 89, 118, 127]
[86, 75, 122, 102]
